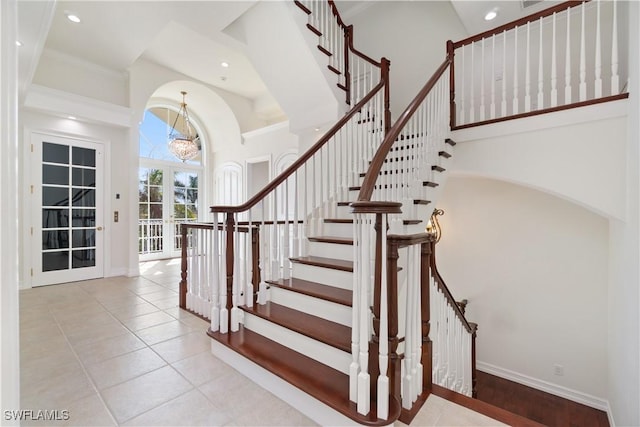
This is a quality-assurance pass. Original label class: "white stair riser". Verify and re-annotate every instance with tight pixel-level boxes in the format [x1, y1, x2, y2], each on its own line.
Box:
[243, 312, 352, 375]
[321, 221, 353, 237]
[308, 240, 353, 261]
[292, 263, 352, 289]
[269, 286, 352, 326]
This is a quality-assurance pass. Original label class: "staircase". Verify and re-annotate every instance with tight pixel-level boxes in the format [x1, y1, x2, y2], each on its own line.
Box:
[179, 1, 476, 425]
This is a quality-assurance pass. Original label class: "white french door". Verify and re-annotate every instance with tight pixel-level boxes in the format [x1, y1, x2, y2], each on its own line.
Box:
[31, 133, 104, 286]
[138, 162, 200, 260]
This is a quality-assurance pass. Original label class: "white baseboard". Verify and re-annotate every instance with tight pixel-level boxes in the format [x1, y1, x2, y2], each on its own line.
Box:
[210, 340, 366, 427]
[477, 361, 610, 412]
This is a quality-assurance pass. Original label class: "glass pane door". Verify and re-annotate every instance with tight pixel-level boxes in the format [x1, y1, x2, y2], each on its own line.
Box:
[138, 165, 200, 260]
[33, 134, 103, 286]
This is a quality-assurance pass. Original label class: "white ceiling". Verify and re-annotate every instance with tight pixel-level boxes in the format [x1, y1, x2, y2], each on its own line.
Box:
[17, 0, 560, 107]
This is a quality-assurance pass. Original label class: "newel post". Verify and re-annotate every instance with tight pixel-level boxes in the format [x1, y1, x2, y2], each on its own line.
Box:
[179, 223, 188, 309]
[381, 57, 392, 134]
[421, 240, 434, 394]
[386, 237, 402, 404]
[470, 322, 478, 398]
[345, 25, 354, 104]
[447, 40, 456, 129]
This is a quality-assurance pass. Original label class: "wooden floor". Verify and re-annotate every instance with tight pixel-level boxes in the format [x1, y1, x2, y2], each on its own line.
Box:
[475, 371, 610, 427]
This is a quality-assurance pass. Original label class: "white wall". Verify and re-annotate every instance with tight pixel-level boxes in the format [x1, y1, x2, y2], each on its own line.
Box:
[607, 2, 640, 426]
[436, 176, 609, 407]
[1, 0, 20, 420]
[451, 101, 628, 221]
[344, 1, 467, 119]
[33, 49, 128, 107]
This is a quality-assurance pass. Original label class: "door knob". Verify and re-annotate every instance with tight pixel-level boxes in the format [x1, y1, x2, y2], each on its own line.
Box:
[97, 226, 103, 231]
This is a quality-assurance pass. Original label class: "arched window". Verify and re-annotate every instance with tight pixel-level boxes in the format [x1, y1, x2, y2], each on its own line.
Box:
[138, 105, 204, 260]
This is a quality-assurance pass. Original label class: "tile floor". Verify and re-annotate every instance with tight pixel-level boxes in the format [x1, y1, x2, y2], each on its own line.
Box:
[19, 259, 505, 426]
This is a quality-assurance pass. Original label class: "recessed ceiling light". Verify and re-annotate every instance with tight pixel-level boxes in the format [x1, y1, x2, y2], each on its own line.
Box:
[484, 9, 498, 21]
[68, 116, 77, 120]
[15, 40, 22, 47]
[221, 62, 229, 68]
[65, 12, 81, 23]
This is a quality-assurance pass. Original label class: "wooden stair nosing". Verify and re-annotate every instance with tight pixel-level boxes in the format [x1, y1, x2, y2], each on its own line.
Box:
[240, 301, 351, 352]
[445, 138, 457, 146]
[423, 181, 439, 187]
[431, 165, 446, 172]
[438, 151, 452, 158]
[318, 44, 332, 57]
[266, 277, 352, 306]
[308, 236, 353, 245]
[294, 0, 312, 14]
[290, 255, 353, 272]
[306, 23, 322, 36]
[328, 64, 341, 75]
[208, 327, 400, 426]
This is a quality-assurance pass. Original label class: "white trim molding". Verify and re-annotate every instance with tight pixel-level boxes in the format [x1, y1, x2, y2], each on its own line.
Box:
[24, 84, 133, 128]
[477, 361, 611, 413]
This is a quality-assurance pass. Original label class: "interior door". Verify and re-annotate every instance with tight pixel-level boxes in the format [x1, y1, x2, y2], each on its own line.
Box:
[32, 133, 104, 286]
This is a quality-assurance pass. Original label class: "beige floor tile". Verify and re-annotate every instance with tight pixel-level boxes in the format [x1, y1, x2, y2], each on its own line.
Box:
[151, 331, 210, 363]
[64, 320, 130, 347]
[21, 367, 96, 411]
[436, 401, 507, 426]
[122, 389, 230, 426]
[149, 297, 179, 310]
[164, 307, 211, 329]
[55, 311, 117, 332]
[21, 357, 84, 392]
[139, 289, 177, 303]
[134, 320, 193, 346]
[20, 338, 76, 366]
[73, 332, 146, 365]
[109, 302, 160, 321]
[61, 393, 116, 426]
[172, 352, 230, 386]
[84, 347, 167, 390]
[97, 294, 148, 311]
[199, 370, 266, 418]
[120, 310, 176, 331]
[131, 284, 167, 295]
[101, 366, 193, 424]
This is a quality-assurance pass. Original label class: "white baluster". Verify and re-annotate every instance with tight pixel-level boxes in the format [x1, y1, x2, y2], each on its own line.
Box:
[595, 0, 602, 98]
[551, 12, 558, 107]
[469, 41, 475, 123]
[219, 218, 228, 334]
[490, 35, 496, 119]
[513, 26, 520, 114]
[459, 44, 466, 125]
[231, 216, 241, 332]
[525, 21, 531, 112]
[537, 16, 544, 110]
[480, 38, 485, 121]
[579, 1, 587, 101]
[501, 30, 507, 116]
[611, 0, 619, 95]
[565, 6, 572, 104]
[377, 215, 389, 420]
[350, 215, 361, 403]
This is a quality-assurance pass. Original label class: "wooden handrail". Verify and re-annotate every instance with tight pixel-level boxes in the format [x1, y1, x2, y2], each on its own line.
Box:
[357, 56, 452, 202]
[211, 80, 385, 214]
[429, 240, 473, 333]
[452, 1, 586, 49]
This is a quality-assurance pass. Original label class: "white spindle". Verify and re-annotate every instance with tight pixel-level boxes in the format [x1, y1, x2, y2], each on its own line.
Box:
[513, 26, 519, 114]
[565, 6, 572, 104]
[595, 0, 602, 98]
[377, 215, 389, 420]
[537, 16, 544, 110]
[219, 218, 228, 334]
[525, 22, 531, 112]
[480, 38, 485, 121]
[490, 35, 496, 119]
[579, 1, 587, 101]
[501, 30, 507, 116]
[231, 216, 241, 332]
[611, 0, 619, 95]
[551, 12, 558, 107]
[469, 42, 475, 123]
[460, 44, 466, 125]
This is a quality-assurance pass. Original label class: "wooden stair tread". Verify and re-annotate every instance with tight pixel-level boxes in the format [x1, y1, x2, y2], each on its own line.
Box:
[431, 165, 446, 172]
[439, 150, 452, 158]
[294, 0, 312, 14]
[306, 23, 321, 36]
[290, 255, 353, 272]
[241, 302, 351, 352]
[266, 277, 352, 306]
[208, 327, 400, 425]
[445, 138, 457, 146]
[308, 236, 353, 245]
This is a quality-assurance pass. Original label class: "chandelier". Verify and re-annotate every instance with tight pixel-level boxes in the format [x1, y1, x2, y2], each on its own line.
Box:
[168, 91, 199, 162]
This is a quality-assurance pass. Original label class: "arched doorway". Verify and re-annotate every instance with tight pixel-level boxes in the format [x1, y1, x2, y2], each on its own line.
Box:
[138, 104, 204, 260]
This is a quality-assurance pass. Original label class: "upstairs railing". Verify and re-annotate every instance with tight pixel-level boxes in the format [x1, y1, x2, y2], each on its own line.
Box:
[450, 0, 629, 128]
[295, 0, 391, 122]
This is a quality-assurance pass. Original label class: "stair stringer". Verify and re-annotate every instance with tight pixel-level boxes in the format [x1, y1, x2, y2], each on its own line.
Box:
[223, 1, 344, 134]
